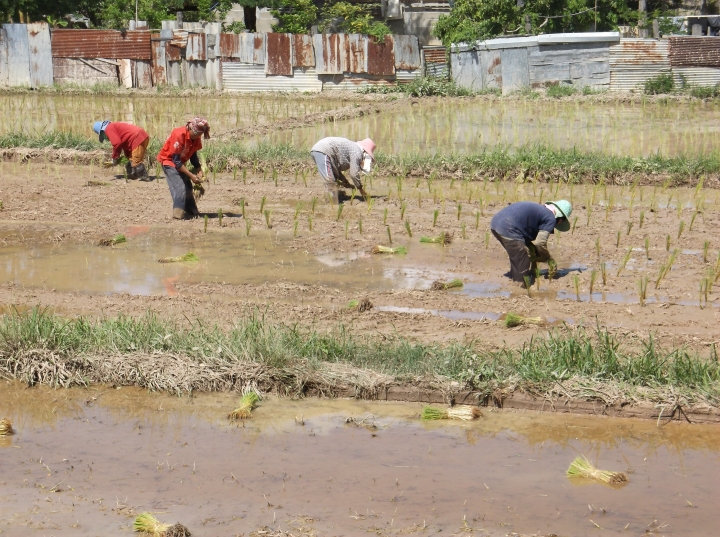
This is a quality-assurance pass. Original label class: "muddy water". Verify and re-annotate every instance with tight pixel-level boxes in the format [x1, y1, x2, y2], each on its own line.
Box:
[1, 382, 719, 536]
[0, 94, 343, 138]
[260, 99, 720, 157]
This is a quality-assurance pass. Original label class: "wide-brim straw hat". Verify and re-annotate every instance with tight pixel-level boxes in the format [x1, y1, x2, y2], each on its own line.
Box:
[356, 138, 376, 160]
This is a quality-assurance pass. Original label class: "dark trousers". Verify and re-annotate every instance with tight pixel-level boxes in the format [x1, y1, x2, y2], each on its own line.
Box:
[163, 165, 199, 215]
[492, 230, 535, 284]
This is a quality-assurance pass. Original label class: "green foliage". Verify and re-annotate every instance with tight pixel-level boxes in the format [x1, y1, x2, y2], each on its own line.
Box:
[358, 77, 473, 97]
[320, 1, 391, 41]
[271, 0, 317, 34]
[223, 20, 246, 33]
[688, 84, 720, 99]
[546, 84, 577, 98]
[98, 0, 233, 29]
[644, 73, 674, 95]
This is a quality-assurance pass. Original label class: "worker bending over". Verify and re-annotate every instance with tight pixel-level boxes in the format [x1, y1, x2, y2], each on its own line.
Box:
[310, 137, 375, 204]
[93, 120, 150, 180]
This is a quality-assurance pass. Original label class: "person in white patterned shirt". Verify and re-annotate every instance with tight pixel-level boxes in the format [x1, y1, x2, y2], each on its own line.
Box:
[310, 137, 375, 204]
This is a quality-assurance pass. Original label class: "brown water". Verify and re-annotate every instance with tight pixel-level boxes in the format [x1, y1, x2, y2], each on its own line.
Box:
[0, 94, 343, 138]
[1, 381, 719, 536]
[257, 99, 720, 157]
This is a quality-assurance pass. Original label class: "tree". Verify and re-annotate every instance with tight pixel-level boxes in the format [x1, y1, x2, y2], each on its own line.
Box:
[319, 1, 391, 40]
[271, 0, 317, 34]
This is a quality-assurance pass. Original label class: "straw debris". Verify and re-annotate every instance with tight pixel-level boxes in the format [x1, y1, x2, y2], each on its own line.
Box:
[421, 405, 482, 421]
[567, 456, 628, 485]
[158, 253, 199, 264]
[0, 418, 14, 436]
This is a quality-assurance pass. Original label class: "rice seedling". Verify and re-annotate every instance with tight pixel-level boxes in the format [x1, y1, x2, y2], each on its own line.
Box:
[204, 215, 208, 233]
[585, 204, 592, 226]
[246, 219, 252, 236]
[689, 211, 699, 232]
[475, 210, 480, 230]
[264, 210, 272, 228]
[548, 258, 558, 281]
[358, 219, 363, 235]
[616, 247, 633, 277]
[677, 220, 685, 240]
[638, 275, 648, 306]
[272, 168, 278, 187]
[666, 234, 671, 251]
[311, 197, 317, 214]
[600, 262, 607, 285]
[616, 230, 621, 248]
[293, 219, 299, 238]
[523, 276, 532, 297]
[192, 182, 205, 200]
[479, 197, 485, 216]
[233, 167, 238, 181]
[589, 269, 598, 295]
[432, 209, 439, 227]
[572, 274, 580, 301]
[504, 312, 543, 327]
[294, 202, 303, 220]
[571, 216, 578, 234]
[86, 180, 110, 187]
[457, 203, 462, 221]
[431, 278, 463, 291]
[344, 220, 349, 240]
[307, 214, 313, 231]
[639, 210, 645, 229]
[703, 241, 710, 263]
[366, 197, 375, 215]
[404, 220, 412, 237]
[566, 456, 628, 485]
[98, 234, 126, 247]
[386, 226, 393, 245]
[420, 231, 453, 245]
[259, 196, 266, 214]
[228, 391, 260, 420]
[417, 192, 422, 208]
[0, 418, 13, 436]
[484, 231, 489, 250]
[218, 208, 223, 227]
[336, 204, 343, 221]
[372, 245, 407, 255]
[244, 168, 248, 183]
[157, 253, 199, 264]
[400, 201, 407, 220]
[421, 405, 482, 421]
[133, 512, 170, 535]
[699, 277, 709, 307]
[461, 222, 467, 239]
[383, 208, 388, 225]
[626, 221, 633, 236]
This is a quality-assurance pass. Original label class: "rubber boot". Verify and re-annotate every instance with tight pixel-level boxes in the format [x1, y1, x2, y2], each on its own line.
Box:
[134, 163, 149, 181]
[172, 208, 187, 220]
[125, 162, 136, 179]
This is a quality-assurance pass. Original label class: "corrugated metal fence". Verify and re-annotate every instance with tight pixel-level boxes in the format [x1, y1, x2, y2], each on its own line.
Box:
[451, 34, 720, 94]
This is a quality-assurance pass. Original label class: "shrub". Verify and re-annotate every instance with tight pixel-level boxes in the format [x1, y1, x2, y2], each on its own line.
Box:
[546, 84, 577, 98]
[644, 73, 674, 95]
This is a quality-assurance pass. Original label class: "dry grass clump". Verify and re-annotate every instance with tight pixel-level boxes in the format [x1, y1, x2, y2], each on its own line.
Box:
[371, 245, 407, 255]
[421, 405, 482, 421]
[348, 298, 373, 312]
[0, 418, 14, 436]
[98, 234, 126, 247]
[164, 523, 192, 537]
[134, 513, 170, 535]
[420, 231, 453, 245]
[431, 278, 463, 291]
[158, 253, 199, 263]
[503, 312, 544, 328]
[228, 391, 260, 420]
[566, 456, 628, 485]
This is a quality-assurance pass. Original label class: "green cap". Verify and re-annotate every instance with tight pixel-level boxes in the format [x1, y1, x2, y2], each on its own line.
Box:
[547, 200, 572, 232]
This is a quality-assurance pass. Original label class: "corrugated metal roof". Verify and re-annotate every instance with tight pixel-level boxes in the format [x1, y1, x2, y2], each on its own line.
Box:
[222, 62, 322, 92]
[609, 39, 670, 92]
[345, 34, 367, 73]
[314, 33, 344, 74]
[537, 32, 620, 45]
[51, 29, 151, 60]
[266, 32, 292, 75]
[393, 35, 421, 69]
[673, 66, 720, 87]
[368, 35, 394, 75]
[669, 36, 720, 67]
[186, 32, 206, 61]
[292, 34, 314, 67]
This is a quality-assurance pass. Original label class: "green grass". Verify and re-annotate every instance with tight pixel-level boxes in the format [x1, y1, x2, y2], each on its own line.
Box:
[546, 84, 577, 98]
[357, 77, 475, 97]
[0, 132, 101, 151]
[0, 309, 718, 406]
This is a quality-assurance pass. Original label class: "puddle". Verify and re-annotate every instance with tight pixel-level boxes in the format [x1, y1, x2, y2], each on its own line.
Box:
[1, 382, 719, 536]
[254, 99, 720, 157]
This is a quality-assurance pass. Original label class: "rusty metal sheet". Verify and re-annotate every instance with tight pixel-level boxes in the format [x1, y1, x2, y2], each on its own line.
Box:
[134, 59, 153, 88]
[186, 32, 206, 61]
[292, 34, 314, 67]
[609, 39, 669, 92]
[265, 32, 292, 75]
[236, 32, 255, 63]
[220, 33, 241, 58]
[345, 34, 367, 73]
[253, 33, 266, 65]
[51, 29, 151, 60]
[314, 33, 344, 74]
[0, 26, 8, 86]
[392, 35, 420, 70]
[4, 24, 30, 86]
[151, 32, 167, 85]
[423, 47, 447, 64]
[170, 29, 188, 48]
[367, 35, 394, 76]
[26, 22, 53, 87]
[669, 37, 720, 67]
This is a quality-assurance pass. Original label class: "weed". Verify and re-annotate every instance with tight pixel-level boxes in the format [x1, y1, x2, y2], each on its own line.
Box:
[546, 84, 577, 98]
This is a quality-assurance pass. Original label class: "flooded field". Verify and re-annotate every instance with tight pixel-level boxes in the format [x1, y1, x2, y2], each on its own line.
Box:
[257, 98, 720, 157]
[2, 381, 719, 536]
[0, 93, 345, 137]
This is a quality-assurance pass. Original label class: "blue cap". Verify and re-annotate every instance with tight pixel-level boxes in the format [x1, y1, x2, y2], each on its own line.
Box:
[93, 120, 111, 142]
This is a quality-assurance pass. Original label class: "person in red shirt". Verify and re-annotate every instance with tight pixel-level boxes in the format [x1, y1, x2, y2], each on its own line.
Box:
[93, 120, 150, 180]
[156, 117, 210, 220]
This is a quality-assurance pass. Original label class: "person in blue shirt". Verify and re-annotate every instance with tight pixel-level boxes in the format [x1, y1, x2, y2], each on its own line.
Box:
[490, 200, 572, 286]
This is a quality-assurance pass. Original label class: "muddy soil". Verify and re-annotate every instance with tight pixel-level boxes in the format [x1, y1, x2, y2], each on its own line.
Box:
[0, 163, 717, 357]
[1, 381, 719, 537]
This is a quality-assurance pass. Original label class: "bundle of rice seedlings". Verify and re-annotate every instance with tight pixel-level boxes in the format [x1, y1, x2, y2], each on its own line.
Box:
[372, 245, 407, 255]
[566, 456, 628, 485]
[0, 418, 14, 436]
[192, 182, 206, 201]
[228, 391, 260, 420]
[348, 298, 373, 312]
[98, 234, 126, 247]
[134, 512, 170, 535]
[421, 405, 482, 421]
[431, 279, 463, 291]
[158, 253, 199, 264]
[503, 312, 544, 328]
[420, 231, 453, 245]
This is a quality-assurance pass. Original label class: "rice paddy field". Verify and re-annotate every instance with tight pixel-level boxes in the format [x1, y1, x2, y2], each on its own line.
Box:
[1, 90, 719, 536]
